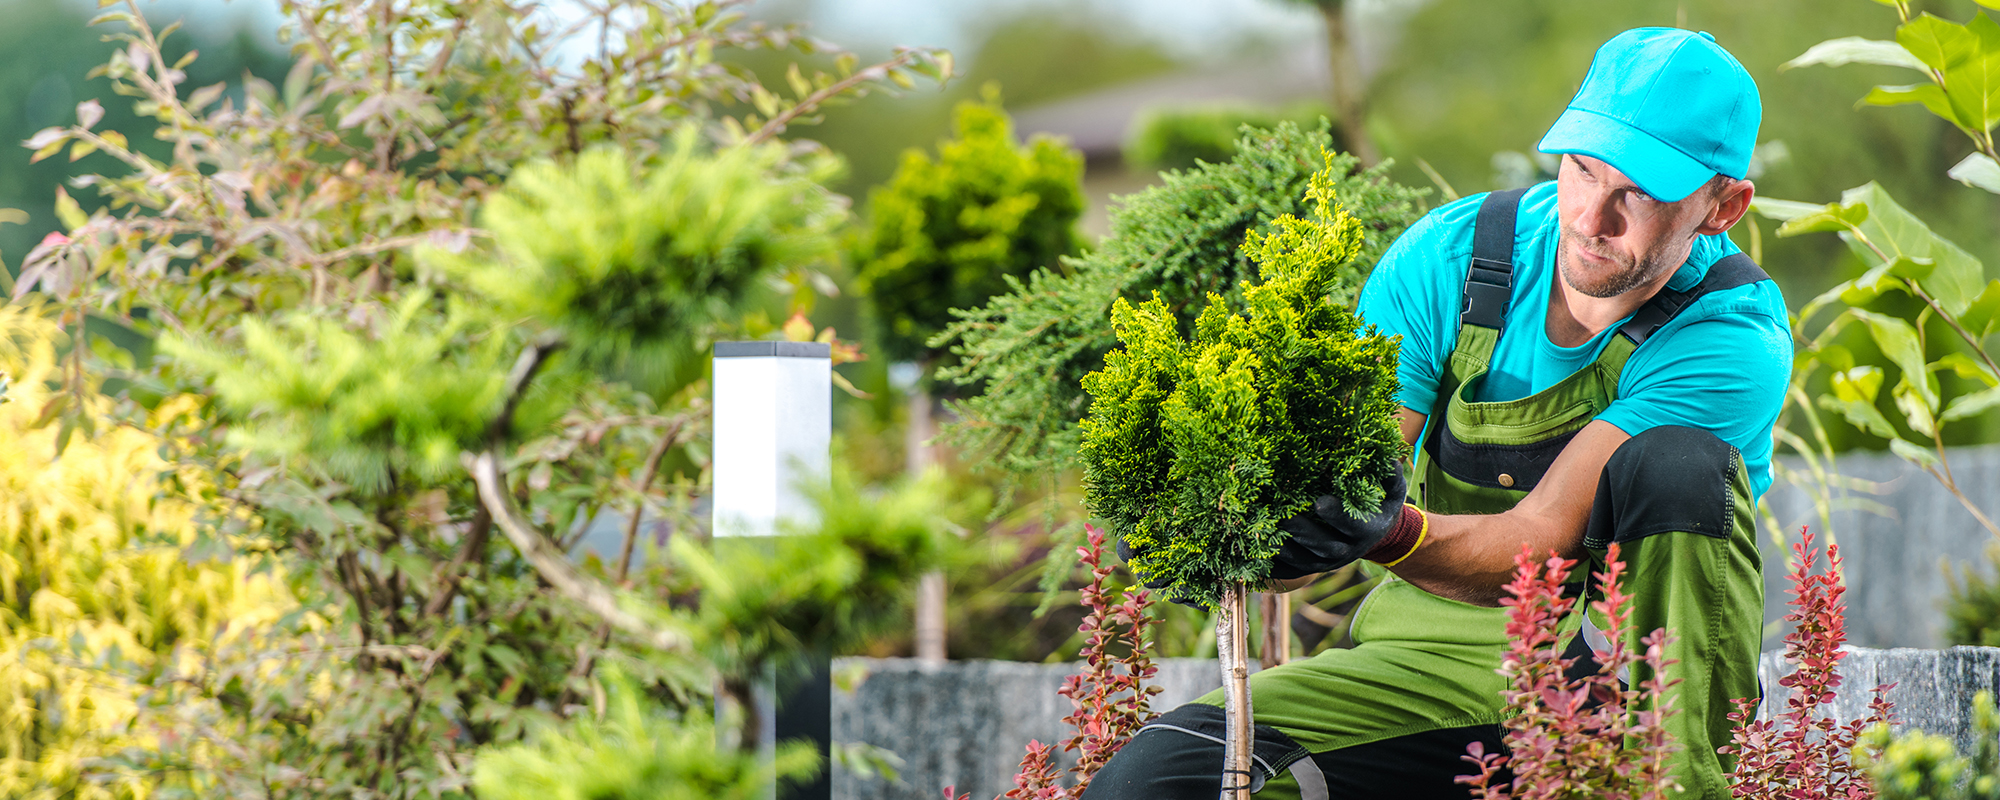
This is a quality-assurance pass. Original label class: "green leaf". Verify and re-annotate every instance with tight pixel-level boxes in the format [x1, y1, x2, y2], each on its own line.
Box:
[1889, 436, 1942, 467]
[1784, 37, 1927, 71]
[1852, 308, 1937, 409]
[1893, 375, 1938, 436]
[54, 187, 85, 231]
[1932, 351, 1997, 386]
[1898, 13, 1977, 73]
[1958, 279, 2000, 337]
[1863, 83, 1961, 126]
[1817, 394, 1898, 439]
[0, 209, 26, 226]
[1949, 152, 2000, 193]
[1942, 13, 2000, 134]
[1830, 365, 1885, 404]
[1837, 262, 1906, 306]
[1886, 255, 1937, 281]
[1746, 196, 1825, 222]
[1945, 384, 2000, 420]
[1774, 201, 1869, 237]
[1839, 182, 1985, 314]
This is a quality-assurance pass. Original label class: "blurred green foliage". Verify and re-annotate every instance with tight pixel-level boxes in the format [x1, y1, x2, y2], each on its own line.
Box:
[1947, 547, 2000, 647]
[1078, 153, 1404, 607]
[426, 140, 844, 392]
[1124, 103, 1340, 172]
[1859, 690, 2000, 799]
[20, 0, 956, 795]
[0, 0, 287, 269]
[673, 467, 976, 683]
[472, 667, 821, 800]
[855, 92, 1084, 366]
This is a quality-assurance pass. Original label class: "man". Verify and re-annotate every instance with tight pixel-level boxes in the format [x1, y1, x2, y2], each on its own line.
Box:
[1086, 27, 1787, 800]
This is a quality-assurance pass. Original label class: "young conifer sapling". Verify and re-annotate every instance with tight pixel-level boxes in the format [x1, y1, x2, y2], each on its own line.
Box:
[1078, 152, 1405, 799]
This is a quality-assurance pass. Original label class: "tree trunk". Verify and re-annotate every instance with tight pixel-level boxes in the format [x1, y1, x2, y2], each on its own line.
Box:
[909, 371, 947, 662]
[1317, 0, 1380, 167]
[1218, 582, 1254, 800]
[1259, 591, 1291, 669]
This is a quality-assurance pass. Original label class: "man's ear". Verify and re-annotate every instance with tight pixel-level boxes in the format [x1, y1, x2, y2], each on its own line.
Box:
[1695, 179, 1755, 236]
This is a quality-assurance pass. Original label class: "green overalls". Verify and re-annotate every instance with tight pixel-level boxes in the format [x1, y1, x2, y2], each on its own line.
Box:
[1192, 189, 1768, 799]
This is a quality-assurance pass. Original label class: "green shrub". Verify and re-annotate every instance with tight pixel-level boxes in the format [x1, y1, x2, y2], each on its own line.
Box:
[1946, 547, 2000, 647]
[472, 667, 820, 800]
[1124, 103, 1339, 172]
[1077, 151, 1405, 607]
[855, 91, 1085, 366]
[937, 120, 1424, 497]
[1859, 690, 2000, 800]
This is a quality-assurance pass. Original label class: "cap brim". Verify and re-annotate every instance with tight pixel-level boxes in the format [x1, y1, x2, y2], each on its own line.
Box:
[1537, 107, 1715, 203]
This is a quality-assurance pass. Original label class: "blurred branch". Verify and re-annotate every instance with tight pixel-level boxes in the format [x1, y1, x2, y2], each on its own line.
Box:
[468, 450, 688, 653]
[489, 336, 563, 444]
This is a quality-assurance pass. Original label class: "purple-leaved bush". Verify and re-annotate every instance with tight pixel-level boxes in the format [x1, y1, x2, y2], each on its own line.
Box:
[1721, 527, 1893, 799]
[1459, 543, 1680, 800]
[946, 524, 1162, 800]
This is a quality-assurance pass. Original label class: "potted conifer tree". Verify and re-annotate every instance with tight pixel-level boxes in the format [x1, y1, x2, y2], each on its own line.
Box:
[1078, 154, 1405, 798]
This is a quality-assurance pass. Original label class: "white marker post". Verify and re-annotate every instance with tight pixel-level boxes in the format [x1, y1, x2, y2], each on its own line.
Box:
[711, 340, 832, 800]
[712, 341, 831, 537]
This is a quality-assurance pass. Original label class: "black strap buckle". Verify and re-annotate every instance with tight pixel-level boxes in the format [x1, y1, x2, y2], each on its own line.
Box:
[1461, 189, 1529, 330]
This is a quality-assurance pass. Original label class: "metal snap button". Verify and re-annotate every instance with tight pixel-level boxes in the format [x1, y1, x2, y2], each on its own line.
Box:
[1497, 473, 1515, 488]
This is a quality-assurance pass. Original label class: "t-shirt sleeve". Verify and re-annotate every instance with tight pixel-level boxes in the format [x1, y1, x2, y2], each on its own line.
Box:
[1594, 294, 1792, 465]
[1355, 209, 1473, 418]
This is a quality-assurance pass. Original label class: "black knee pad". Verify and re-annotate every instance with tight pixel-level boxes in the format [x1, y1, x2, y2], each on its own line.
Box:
[1080, 703, 1307, 799]
[1585, 425, 1740, 547]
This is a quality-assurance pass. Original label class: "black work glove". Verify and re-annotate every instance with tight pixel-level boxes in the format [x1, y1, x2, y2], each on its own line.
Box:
[1269, 469, 1410, 581]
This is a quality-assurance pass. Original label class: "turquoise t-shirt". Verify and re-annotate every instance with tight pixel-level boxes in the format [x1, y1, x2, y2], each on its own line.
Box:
[1355, 181, 1792, 498]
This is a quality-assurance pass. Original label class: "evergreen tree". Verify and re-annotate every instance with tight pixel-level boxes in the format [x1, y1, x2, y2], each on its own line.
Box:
[937, 120, 1424, 495]
[855, 89, 1085, 370]
[1077, 153, 1405, 797]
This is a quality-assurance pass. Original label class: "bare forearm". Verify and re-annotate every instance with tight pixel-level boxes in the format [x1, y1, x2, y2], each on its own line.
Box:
[1389, 507, 1586, 605]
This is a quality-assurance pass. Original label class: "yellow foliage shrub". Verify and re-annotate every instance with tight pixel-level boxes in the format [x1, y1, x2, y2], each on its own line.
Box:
[0, 305, 294, 799]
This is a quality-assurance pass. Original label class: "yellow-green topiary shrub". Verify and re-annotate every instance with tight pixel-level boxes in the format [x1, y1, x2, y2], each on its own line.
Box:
[0, 304, 295, 799]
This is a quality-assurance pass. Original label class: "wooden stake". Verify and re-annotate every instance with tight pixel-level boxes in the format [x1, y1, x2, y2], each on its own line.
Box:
[1259, 591, 1291, 669]
[1218, 582, 1254, 800]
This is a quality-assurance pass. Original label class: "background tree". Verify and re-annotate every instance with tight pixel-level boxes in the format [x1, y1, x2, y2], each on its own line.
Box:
[13, 0, 956, 795]
[1271, 0, 1378, 166]
[853, 89, 1084, 660]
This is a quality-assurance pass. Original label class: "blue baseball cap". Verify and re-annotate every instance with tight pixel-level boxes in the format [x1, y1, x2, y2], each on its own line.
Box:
[1537, 28, 1761, 203]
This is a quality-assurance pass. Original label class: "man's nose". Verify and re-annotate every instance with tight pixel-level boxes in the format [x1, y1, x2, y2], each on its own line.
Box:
[1573, 188, 1626, 240]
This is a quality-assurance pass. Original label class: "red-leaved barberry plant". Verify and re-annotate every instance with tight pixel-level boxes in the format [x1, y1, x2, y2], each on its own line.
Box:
[1721, 527, 1893, 799]
[948, 524, 1162, 800]
[1460, 543, 1680, 800]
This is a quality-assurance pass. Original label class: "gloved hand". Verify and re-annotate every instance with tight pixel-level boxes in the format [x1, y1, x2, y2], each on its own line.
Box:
[1269, 469, 1422, 580]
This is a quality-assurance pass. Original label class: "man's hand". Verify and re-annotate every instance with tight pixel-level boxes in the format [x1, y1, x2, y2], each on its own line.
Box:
[1270, 470, 1411, 580]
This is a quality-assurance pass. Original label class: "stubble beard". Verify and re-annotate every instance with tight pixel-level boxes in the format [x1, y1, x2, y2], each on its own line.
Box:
[1556, 228, 1682, 299]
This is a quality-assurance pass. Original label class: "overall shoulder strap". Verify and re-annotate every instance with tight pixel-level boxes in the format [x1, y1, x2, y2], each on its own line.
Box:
[1616, 252, 1770, 347]
[1461, 188, 1530, 331]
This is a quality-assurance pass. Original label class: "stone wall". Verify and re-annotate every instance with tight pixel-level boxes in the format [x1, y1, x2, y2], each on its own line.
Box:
[836, 648, 2000, 800]
[1758, 445, 2000, 649]
[832, 658, 1236, 800]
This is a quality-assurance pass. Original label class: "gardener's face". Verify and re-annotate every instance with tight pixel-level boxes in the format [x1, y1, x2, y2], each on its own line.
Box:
[1554, 154, 1715, 299]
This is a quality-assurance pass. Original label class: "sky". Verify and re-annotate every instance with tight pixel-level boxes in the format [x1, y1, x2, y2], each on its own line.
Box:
[125, 0, 1428, 68]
